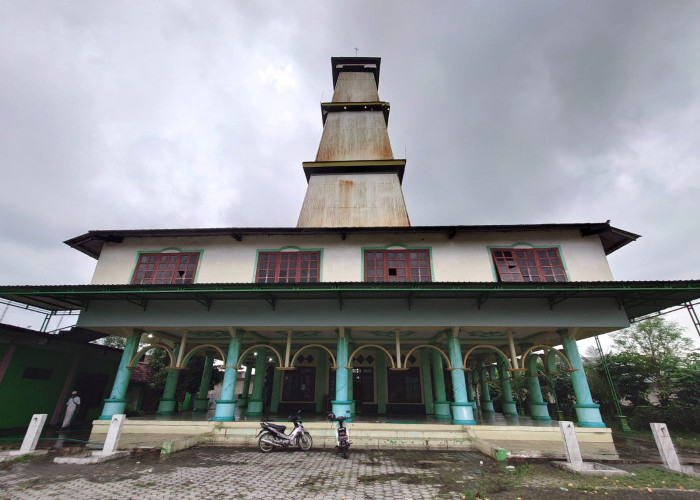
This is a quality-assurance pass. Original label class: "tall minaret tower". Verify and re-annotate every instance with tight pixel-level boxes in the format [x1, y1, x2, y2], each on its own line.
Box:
[297, 57, 410, 227]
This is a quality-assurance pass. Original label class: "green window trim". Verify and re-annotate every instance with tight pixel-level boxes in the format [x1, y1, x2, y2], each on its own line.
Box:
[487, 243, 570, 282]
[128, 248, 204, 285]
[252, 247, 325, 283]
[361, 244, 434, 282]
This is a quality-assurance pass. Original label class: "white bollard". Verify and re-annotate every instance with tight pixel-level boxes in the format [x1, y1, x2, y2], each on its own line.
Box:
[0, 414, 49, 462]
[100, 414, 125, 454]
[559, 421, 583, 470]
[19, 414, 47, 452]
[650, 423, 683, 472]
[54, 414, 130, 463]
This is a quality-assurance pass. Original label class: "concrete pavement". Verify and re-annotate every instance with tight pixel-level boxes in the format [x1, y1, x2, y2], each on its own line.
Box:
[1, 447, 479, 499]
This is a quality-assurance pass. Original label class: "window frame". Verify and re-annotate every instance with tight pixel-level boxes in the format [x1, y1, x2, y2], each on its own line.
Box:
[362, 246, 433, 283]
[130, 249, 202, 285]
[254, 247, 323, 284]
[490, 245, 568, 283]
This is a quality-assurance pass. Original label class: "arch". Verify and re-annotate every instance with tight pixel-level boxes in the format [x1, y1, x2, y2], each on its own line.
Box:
[403, 344, 451, 369]
[525, 352, 547, 377]
[236, 344, 283, 368]
[462, 345, 512, 371]
[347, 344, 396, 369]
[290, 344, 337, 368]
[128, 343, 175, 369]
[520, 344, 575, 375]
[181, 344, 227, 367]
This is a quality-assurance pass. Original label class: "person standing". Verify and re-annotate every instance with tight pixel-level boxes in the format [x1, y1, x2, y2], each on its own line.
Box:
[61, 390, 81, 429]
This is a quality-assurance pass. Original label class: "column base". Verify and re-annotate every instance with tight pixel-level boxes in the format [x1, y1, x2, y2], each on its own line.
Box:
[247, 398, 263, 416]
[573, 403, 605, 428]
[615, 414, 632, 432]
[434, 400, 451, 420]
[450, 402, 476, 425]
[481, 399, 495, 413]
[193, 397, 210, 412]
[212, 399, 237, 421]
[98, 398, 127, 420]
[331, 400, 353, 422]
[577, 421, 608, 428]
[501, 400, 518, 416]
[529, 401, 551, 421]
[156, 398, 177, 416]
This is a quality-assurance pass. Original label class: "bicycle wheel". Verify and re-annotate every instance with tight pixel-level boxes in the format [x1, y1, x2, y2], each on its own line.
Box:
[297, 431, 313, 451]
[258, 432, 275, 453]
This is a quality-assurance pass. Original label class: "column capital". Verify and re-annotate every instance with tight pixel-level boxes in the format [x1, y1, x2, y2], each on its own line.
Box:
[557, 328, 576, 340]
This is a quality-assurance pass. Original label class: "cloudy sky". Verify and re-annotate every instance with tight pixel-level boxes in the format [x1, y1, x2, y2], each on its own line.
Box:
[1, 1, 698, 339]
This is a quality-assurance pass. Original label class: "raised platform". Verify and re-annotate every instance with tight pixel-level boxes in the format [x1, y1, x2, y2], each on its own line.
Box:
[88, 418, 618, 461]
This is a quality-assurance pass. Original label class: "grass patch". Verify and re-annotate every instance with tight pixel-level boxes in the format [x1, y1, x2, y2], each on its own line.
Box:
[135, 481, 157, 487]
[613, 428, 700, 451]
[16, 480, 40, 491]
[7, 453, 37, 464]
[569, 466, 700, 492]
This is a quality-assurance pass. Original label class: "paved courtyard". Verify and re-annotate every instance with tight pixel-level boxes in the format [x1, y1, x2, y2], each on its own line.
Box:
[1, 446, 698, 499]
[2, 447, 479, 500]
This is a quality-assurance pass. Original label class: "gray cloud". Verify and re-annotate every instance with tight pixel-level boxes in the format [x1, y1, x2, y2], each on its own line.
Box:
[1, 0, 698, 302]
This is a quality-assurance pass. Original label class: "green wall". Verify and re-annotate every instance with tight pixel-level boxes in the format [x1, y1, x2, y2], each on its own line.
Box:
[0, 333, 121, 430]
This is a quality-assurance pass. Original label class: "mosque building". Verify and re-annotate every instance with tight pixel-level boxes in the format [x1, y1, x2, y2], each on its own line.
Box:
[2, 57, 698, 447]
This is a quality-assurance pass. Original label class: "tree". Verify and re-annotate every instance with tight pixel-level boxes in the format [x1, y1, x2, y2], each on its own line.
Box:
[587, 351, 652, 408]
[665, 352, 700, 407]
[611, 317, 694, 405]
[95, 335, 127, 349]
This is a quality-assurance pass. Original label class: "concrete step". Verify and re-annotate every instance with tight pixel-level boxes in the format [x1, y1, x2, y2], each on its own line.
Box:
[88, 419, 618, 461]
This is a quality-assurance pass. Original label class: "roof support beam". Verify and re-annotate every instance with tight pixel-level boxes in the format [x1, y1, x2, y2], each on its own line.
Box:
[126, 295, 147, 310]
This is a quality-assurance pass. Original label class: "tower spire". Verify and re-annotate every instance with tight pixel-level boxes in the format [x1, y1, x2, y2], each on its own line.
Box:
[297, 57, 410, 228]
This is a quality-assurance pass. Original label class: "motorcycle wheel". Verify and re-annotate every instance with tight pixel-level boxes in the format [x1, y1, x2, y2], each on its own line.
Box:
[341, 443, 348, 459]
[297, 431, 313, 451]
[258, 432, 275, 453]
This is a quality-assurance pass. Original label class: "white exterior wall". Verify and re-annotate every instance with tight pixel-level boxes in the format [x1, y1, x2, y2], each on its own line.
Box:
[89, 230, 614, 285]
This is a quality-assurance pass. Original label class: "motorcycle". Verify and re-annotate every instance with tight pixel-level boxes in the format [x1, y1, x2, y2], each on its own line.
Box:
[257, 411, 313, 452]
[327, 411, 351, 459]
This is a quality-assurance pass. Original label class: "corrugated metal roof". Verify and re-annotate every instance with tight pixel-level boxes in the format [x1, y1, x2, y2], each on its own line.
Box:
[1, 280, 697, 322]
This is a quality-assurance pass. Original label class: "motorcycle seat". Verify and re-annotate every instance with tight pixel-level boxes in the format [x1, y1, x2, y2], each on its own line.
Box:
[263, 422, 287, 433]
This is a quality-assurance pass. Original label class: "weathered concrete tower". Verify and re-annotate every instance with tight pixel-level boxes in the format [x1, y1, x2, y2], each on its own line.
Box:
[297, 57, 410, 227]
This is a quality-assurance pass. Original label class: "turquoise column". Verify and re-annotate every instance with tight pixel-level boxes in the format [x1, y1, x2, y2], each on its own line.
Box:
[238, 363, 253, 407]
[194, 354, 214, 412]
[525, 355, 551, 421]
[156, 343, 182, 415]
[99, 334, 140, 419]
[498, 359, 518, 416]
[479, 362, 495, 413]
[270, 364, 282, 414]
[212, 333, 243, 421]
[376, 349, 387, 415]
[331, 329, 352, 421]
[559, 331, 605, 427]
[421, 350, 434, 415]
[247, 348, 267, 416]
[466, 370, 478, 412]
[432, 350, 451, 420]
[447, 330, 476, 425]
[348, 343, 356, 416]
[315, 349, 328, 414]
